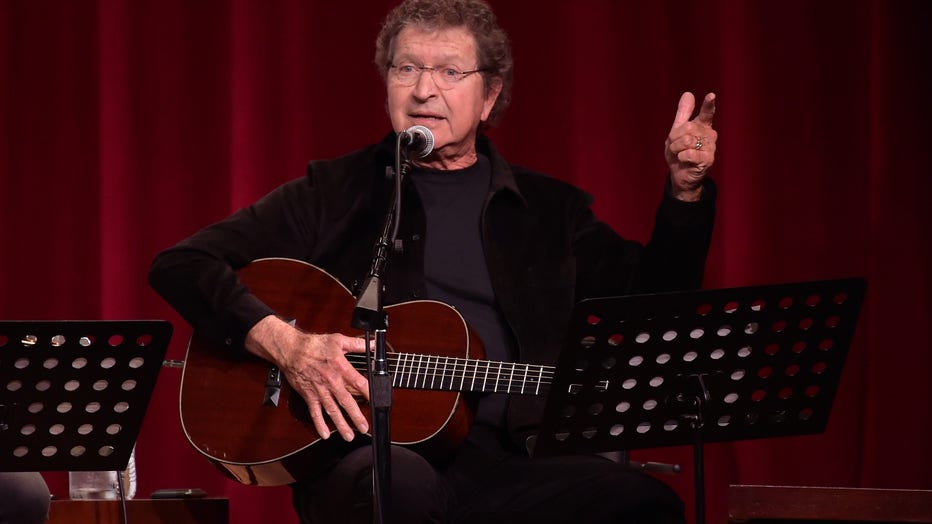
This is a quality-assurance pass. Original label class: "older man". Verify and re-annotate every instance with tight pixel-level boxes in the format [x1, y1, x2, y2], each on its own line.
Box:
[150, 0, 717, 522]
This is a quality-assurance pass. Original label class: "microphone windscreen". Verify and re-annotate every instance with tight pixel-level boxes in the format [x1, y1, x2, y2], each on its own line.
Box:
[405, 125, 434, 157]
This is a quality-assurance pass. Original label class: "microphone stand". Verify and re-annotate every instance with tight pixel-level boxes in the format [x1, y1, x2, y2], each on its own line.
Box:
[351, 133, 410, 524]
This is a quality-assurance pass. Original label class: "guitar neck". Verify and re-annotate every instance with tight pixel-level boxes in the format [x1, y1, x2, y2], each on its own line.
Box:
[346, 353, 554, 396]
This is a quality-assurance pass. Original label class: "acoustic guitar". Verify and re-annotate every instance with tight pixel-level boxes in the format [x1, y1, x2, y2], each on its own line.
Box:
[179, 258, 554, 486]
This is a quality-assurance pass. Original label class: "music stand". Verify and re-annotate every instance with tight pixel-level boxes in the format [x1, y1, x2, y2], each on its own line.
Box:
[532, 278, 866, 524]
[0, 320, 171, 474]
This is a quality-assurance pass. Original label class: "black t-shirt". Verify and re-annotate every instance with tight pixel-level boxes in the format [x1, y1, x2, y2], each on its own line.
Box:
[409, 154, 517, 451]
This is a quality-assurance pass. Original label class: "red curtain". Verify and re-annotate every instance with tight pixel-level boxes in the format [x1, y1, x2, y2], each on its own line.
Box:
[2, 1, 929, 523]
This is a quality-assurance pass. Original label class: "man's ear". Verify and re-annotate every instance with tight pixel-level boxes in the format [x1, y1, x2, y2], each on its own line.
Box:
[481, 77, 504, 121]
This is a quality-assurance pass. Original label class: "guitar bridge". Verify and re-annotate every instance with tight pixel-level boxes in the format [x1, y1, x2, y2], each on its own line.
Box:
[263, 366, 282, 407]
[262, 316, 295, 407]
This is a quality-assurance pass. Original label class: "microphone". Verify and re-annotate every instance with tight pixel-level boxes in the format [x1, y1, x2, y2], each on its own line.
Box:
[399, 125, 434, 158]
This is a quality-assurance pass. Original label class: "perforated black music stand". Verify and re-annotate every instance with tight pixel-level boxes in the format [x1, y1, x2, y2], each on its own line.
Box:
[532, 278, 866, 524]
[0, 320, 171, 473]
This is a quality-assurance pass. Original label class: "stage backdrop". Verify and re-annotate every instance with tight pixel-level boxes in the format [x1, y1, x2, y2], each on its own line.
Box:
[1, 1, 929, 523]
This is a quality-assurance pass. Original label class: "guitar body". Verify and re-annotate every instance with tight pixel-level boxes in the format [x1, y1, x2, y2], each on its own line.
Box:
[179, 258, 482, 486]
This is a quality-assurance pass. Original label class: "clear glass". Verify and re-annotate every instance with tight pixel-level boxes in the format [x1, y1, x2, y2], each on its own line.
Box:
[388, 63, 482, 89]
[69, 447, 136, 500]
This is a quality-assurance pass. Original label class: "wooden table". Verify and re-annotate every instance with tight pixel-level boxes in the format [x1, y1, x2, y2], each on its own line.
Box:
[729, 485, 932, 523]
[48, 498, 229, 524]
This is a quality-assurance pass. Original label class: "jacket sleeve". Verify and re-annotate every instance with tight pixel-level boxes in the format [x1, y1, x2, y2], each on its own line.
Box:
[572, 178, 716, 299]
[635, 178, 717, 293]
[147, 177, 320, 349]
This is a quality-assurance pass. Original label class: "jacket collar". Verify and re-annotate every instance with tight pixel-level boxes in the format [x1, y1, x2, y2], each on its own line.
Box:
[375, 131, 527, 208]
[478, 134, 527, 208]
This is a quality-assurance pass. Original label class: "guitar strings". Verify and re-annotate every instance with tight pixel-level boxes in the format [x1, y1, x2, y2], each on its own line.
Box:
[343, 353, 555, 393]
[344, 354, 557, 384]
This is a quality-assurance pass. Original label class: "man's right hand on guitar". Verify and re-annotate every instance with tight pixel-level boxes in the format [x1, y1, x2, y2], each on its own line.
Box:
[245, 315, 370, 441]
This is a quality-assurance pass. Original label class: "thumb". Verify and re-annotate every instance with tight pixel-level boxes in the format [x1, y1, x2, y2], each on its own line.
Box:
[671, 91, 696, 131]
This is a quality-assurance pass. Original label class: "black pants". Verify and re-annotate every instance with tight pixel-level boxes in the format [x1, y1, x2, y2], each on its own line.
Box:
[292, 441, 685, 524]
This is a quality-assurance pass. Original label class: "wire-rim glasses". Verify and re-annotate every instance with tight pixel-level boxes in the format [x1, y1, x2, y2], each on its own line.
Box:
[389, 63, 484, 89]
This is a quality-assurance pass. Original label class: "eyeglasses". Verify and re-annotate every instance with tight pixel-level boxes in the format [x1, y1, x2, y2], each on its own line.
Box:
[388, 63, 483, 89]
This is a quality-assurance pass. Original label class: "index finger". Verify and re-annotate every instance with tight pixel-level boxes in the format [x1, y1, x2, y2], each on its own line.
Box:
[333, 336, 370, 399]
[335, 386, 370, 435]
[347, 336, 367, 354]
[696, 92, 716, 125]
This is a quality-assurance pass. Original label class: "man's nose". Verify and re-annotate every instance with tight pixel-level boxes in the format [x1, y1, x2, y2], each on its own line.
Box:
[412, 69, 437, 99]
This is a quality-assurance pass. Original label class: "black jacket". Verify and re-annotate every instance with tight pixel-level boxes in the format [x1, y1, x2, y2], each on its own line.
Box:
[148, 133, 716, 449]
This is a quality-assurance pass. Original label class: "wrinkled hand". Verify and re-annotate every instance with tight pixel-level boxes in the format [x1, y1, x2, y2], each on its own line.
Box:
[665, 92, 717, 201]
[245, 316, 369, 441]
